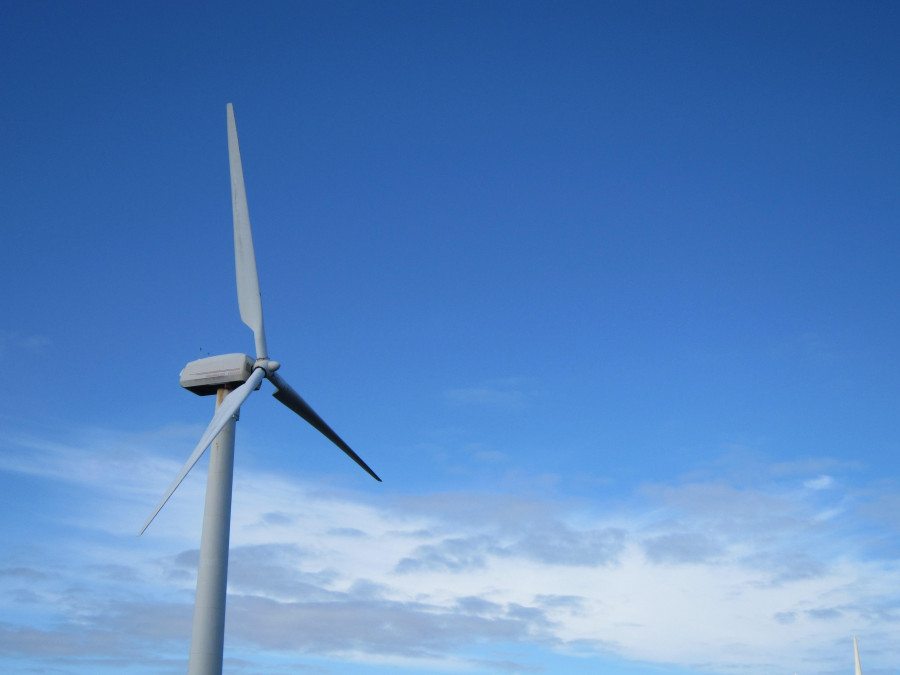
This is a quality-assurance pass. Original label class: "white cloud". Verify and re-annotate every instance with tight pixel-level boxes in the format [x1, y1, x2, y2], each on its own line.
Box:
[803, 474, 835, 490]
[0, 330, 50, 356]
[444, 378, 534, 409]
[1, 428, 898, 674]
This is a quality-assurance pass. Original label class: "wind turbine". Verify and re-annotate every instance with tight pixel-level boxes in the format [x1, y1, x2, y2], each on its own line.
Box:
[140, 103, 380, 675]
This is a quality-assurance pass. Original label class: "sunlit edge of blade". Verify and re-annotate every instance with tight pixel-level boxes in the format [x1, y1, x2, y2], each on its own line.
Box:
[138, 368, 266, 535]
[268, 371, 381, 482]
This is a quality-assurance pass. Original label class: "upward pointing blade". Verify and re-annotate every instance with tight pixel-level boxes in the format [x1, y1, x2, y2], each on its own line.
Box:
[139, 368, 266, 535]
[854, 636, 862, 675]
[227, 103, 268, 360]
[268, 371, 381, 482]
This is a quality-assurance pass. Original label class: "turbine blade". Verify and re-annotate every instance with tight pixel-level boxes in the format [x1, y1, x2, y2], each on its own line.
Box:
[854, 635, 862, 675]
[268, 371, 381, 482]
[227, 103, 268, 360]
[139, 368, 266, 535]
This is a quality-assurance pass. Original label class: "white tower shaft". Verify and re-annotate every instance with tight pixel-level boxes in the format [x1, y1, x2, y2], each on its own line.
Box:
[188, 387, 237, 675]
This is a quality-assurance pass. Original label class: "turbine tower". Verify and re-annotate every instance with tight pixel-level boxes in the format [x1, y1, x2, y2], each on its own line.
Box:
[140, 104, 380, 675]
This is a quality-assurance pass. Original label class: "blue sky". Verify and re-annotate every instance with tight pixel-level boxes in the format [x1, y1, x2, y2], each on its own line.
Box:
[1, 1, 899, 673]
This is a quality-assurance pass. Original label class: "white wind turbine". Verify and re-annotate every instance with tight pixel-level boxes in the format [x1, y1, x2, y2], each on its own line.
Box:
[140, 103, 380, 675]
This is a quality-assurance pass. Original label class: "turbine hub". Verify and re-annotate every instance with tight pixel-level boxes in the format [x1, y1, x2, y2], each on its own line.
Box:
[256, 358, 280, 376]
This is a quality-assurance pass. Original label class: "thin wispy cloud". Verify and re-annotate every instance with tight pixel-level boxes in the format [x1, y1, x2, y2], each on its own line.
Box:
[804, 474, 835, 490]
[444, 379, 535, 410]
[0, 330, 50, 356]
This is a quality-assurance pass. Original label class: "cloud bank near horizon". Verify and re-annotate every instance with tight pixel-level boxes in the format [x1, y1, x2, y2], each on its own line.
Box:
[0, 426, 897, 675]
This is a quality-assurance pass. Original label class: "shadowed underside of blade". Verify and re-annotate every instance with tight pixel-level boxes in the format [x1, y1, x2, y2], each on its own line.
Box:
[270, 371, 382, 482]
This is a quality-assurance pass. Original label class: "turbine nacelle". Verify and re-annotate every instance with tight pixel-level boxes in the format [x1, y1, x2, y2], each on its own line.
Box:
[180, 353, 256, 396]
[179, 354, 282, 397]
